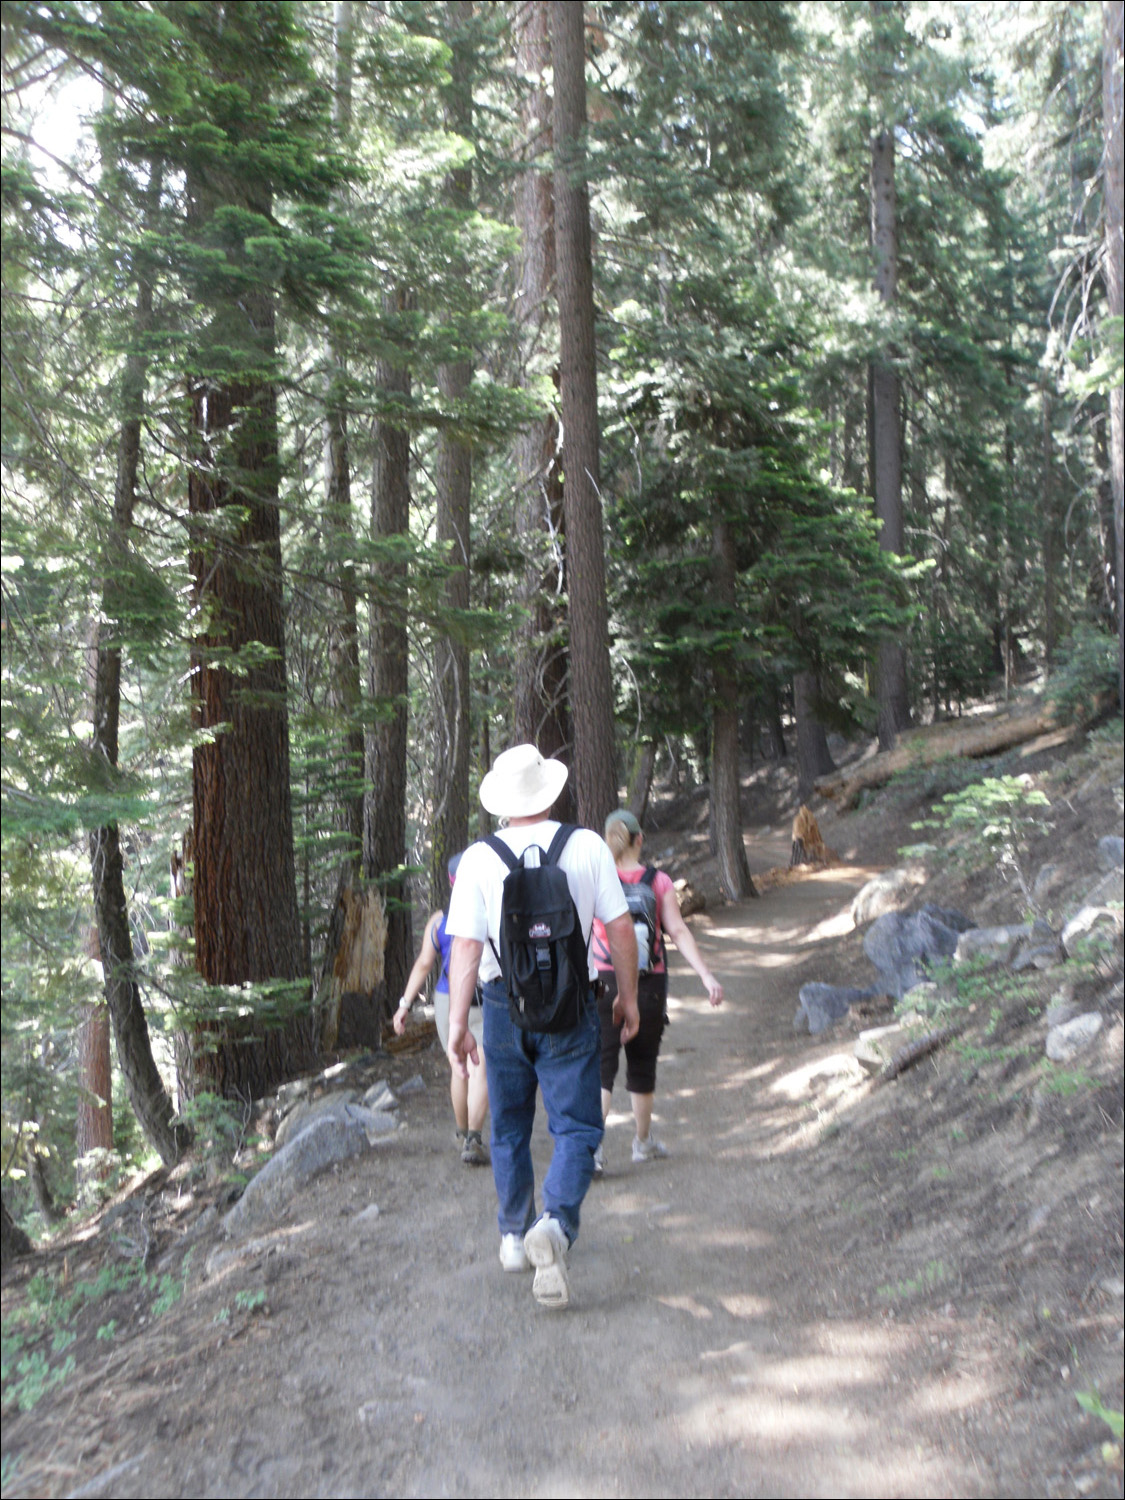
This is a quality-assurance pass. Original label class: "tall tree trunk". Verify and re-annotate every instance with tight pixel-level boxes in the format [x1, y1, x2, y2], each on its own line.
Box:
[710, 520, 756, 900]
[325, 0, 364, 861]
[549, 0, 618, 830]
[365, 301, 413, 1017]
[315, 0, 367, 1045]
[1042, 384, 1059, 671]
[187, 149, 312, 1101]
[793, 671, 835, 803]
[627, 739, 658, 824]
[1104, 0, 1124, 708]
[87, 161, 184, 1162]
[77, 927, 113, 1173]
[870, 0, 909, 749]
[512, 0, 573, 810]
[431, 0, 474, 901]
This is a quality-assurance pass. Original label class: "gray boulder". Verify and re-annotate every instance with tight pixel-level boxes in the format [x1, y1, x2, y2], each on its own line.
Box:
[954, 923, 1035, 968]
[363, 1080, 397, 1113]
[1061, 903, 1124, 960]
[223, 1113, 372, 1238]
[1097, 835, 1124, 873]
[274, 1089, 357, 1150]
[1045, 1012, 1103, 1063]
[851, 867, 926, 927]
[863, 904, 974, 1000]
[794, 983, 878, 1035]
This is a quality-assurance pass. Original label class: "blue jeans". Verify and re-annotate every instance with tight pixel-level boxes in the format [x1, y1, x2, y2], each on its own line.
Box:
[481, 980, 603, 1246]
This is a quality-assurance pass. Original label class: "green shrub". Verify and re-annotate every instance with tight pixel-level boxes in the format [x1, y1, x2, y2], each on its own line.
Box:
[1047, 625, 1118, 725]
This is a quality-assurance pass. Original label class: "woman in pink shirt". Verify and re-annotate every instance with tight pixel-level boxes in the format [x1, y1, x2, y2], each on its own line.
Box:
[591, 809, 723, 1172]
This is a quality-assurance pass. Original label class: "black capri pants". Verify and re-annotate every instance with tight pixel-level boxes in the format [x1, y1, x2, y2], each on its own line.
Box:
[597, 971, 668, 1096]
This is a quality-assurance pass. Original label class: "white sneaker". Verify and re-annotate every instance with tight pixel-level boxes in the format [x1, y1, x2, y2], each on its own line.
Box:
[592, 1142, 605, 1178]
[499, 1232, 530, 1273]
[523, 1214, 570, 1310]
[632, 1134, 669, 1163]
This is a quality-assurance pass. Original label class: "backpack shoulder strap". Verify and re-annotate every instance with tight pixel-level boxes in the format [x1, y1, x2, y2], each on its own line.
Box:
[640, 866, 657, 888]
[544, 823, 576, 867]
[482, 833, 518, 872]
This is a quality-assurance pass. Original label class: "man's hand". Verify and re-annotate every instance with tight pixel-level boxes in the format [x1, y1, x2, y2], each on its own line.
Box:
[446, 1017, 479, 1080]
[612, 987, 640, 1043]
[603, 911, 640, 1042]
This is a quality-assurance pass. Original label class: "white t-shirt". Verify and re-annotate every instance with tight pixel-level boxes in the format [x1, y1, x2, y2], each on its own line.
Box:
[446, 821, 630, 983]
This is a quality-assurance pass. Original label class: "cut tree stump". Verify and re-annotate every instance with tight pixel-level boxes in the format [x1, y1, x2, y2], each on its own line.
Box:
[814, 706, 1077, 810]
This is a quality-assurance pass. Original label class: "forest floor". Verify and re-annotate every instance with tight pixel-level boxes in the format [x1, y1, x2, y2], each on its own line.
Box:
[2, 706, 1123, 1499]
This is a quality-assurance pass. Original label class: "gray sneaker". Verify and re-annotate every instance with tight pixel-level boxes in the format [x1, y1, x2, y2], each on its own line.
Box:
[460, 1130, 487, 1166]
[499, 1233, 531, 1273]
[523, 1214, 570, 1310]
[592, 1142, 605, 1178]
[632, 1134, 669, 1163]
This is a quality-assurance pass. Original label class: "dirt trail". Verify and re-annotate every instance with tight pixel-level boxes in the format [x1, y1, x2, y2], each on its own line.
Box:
[4, 824, 1121, 1499]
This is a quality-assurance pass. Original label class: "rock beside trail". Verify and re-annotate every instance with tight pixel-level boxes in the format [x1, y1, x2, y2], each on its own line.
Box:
[794, 983, 879, 1035]
[1045, 1012, 1103, 1063]
[863, 904, 975, 1000]
[223, 1106, 398, 1239]
[850, 866, 926, 926]
[275, 1089, 359, 1150]
[954, 920, 1059, 972]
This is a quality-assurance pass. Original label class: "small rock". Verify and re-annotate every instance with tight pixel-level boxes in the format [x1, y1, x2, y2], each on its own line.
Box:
[353, 1107, 398, 1144]
[1012, 943, 1062, 973]
[1045, 996, 1080, 1028]
[1027, 1203, 1052, 1234]
[1061, 904, 1124, 960]
[205, 1232, 284, 1279]
[363, 1081, 397, 1113]
[1045, 1012, 1103, 1063]
[1097, 835, 1124, 873]
[954, 923, 1034, 968]
[276, 1078, 311, 1113]
[398, 1074, 426, 1096]
[851, 867, 926, 926]
[354, 1204, 381, 1230]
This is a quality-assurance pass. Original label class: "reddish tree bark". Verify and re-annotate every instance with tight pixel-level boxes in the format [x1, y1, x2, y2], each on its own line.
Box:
[512, 0, 573, 809]
[550, 0, 618, 830]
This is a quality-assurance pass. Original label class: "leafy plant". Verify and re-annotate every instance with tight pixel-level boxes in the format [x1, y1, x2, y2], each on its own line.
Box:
[1046, 627, 1118, 726]
[173, 1092, 247, 1167]
[1037, 1062, 1097, 1096]
[877, 1260, 952, 1301]
[912, 775, 1052, 909]
[1076, 1389, 1124, 1440]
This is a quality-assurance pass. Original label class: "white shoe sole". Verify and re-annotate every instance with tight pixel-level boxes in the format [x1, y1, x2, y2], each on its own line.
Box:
[523, 1221, 570, 1310]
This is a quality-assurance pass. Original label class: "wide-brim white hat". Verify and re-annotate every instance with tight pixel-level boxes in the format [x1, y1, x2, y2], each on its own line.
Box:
[478, 744, 569, 819]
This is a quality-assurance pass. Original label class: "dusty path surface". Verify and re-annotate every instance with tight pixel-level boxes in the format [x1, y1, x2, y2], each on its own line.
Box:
[3, 817, 1122, 1499]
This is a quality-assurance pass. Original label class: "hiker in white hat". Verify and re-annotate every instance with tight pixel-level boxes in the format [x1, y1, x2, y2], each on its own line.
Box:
[444, 744, 640, 1309]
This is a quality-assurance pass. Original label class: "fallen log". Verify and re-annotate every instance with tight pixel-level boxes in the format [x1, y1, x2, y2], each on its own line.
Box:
[878, 1022, 963, 1082]
[814, 706, 1072, 810]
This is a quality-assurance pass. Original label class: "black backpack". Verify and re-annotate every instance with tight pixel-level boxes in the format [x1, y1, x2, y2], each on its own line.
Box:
[483, 825, 590, 1033]
[622, 867, 661, 975]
